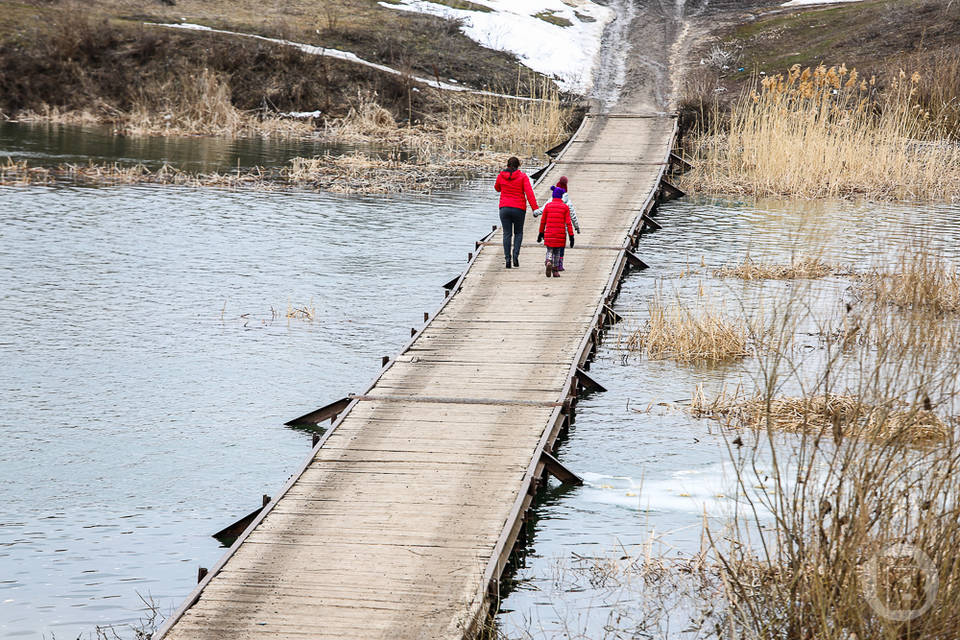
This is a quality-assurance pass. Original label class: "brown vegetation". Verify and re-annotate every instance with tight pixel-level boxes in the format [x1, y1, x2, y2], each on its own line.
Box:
[692, 387, 949, 444]
[617, 293, 751, 364]
[714, 255, 838, 280]
[680, 63, 960, 201]
[857, 246, 960, 314]
[0, 151, 504, 194]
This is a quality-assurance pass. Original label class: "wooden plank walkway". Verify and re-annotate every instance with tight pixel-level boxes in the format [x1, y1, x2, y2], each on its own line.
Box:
[154, 111, 678, 640]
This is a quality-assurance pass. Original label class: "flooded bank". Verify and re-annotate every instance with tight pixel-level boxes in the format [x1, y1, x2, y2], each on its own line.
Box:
[496, 196, 960, 638]
[3, 122, 960, 639]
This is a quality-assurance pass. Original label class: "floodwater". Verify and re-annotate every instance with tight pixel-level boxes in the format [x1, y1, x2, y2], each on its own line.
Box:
[497, 197, 960, 638]
[0, 121, 366, 172]
[2, 123, 959, 639]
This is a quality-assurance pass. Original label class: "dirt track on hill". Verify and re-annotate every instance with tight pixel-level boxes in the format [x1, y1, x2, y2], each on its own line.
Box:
[594, 0, 770, 113]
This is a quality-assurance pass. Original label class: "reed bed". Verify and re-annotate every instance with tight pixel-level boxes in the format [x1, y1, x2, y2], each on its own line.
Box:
[682, 64, 960, 201]
[714, 255, 839, 280]
[618, 295, 750, 364]
[698, 257, 960, 640]
[322, 82, 574, 159]
[0, 152, 500, 194]
[691, 387, 949, 444]
[856, 246, 960, 314]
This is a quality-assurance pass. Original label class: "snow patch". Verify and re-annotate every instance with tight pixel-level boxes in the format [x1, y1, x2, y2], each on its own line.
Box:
[154, 23, 539, 100]
[379, 0, 613, 94]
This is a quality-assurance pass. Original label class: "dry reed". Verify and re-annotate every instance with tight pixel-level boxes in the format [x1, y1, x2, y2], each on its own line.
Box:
[714, 255, 838, 280]
[856, 246, 960, 314]
[682, 64, 960, 201]
[618, 294, 750, 364]
[691, 387, 949, 444]
[0, 152, 499, 194]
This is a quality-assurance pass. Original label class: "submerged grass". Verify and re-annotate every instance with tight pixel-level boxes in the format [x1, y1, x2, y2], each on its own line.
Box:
[691, 387, 949, 444]
[681, 64, 960, 201]
[0, 151, 504, 193]
[714, 255, 839, 280]
[617, 293, 751, 364]
[856, 246, 960, 314]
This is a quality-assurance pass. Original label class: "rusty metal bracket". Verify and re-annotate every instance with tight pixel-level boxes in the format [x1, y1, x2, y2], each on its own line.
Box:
[625, 251, 650, 270]
[576, 368, 607, 393]
[284, 397, 351, 427]
[211, 495, 271, 547]
[603, 304, 623, 324]
[641, 213, 662, 231]
[658, 178, 685, 202]
[540, 451, 583, 486]
[669, 151, 693, 173]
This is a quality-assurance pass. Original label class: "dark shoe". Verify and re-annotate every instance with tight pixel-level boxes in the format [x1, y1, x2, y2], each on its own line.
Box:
[545, 260, 553, 278]
[513, 257, 519, 268]
[552, 268, 560, 277]
[505, 258, 512, 269]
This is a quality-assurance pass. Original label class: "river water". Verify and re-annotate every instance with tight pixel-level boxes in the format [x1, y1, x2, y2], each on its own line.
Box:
[2, 124, 959, 638]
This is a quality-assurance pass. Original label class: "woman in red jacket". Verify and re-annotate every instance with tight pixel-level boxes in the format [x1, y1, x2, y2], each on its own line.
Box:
[494, 156, 539, 269]
[537, 190, 575, 278]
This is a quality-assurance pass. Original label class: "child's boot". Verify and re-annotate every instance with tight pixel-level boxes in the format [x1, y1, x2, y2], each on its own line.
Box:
[557, 256, 564, 271]
[545, 259, 553, 278]
[552, 264, 561, 277]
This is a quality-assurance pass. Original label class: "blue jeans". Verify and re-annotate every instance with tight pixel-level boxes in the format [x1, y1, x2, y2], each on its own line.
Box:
[499, 207, 525, 262]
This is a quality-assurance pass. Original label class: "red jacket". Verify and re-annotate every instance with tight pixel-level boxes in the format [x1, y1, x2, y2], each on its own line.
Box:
[494, 168, 539, 211]
[538, 198, 574, 248]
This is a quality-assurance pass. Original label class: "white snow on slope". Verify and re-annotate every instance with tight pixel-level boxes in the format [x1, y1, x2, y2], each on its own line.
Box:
[380, 0, 613, 94]
[155, 22, 539, 100]
[781, 0, 863, 6]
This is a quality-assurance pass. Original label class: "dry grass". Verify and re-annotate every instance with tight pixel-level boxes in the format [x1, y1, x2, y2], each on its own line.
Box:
[617, 294, 750, 364]
[321, 82, 575, 158]
[681, 64, 960, 201]
[714, 255, 838, 280]
[856, 246, 960, 314]
[285, 301, 316, 321]
[692, 387, 949, 444]
[0, 152, 500, 193]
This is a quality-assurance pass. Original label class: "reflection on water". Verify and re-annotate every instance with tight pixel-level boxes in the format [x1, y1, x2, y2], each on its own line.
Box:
[496, 196, 960, 638]
[0, 180, 498, 639]
[0, 121, 368, 172]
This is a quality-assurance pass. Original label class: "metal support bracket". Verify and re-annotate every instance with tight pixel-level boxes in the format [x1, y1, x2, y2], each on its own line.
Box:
[442, 275, 461, 291]
[211, 495, 271, 547]
[641, 213, 662, 231]
[603, 304, 623, 324]
[540, 451, 583, 486]
[625, 251, 650, 270]
[669, 151, 693, 173]
[284, 397, 351, 427]
[576, 368, 607, 393]
[658, 178, 685, 202]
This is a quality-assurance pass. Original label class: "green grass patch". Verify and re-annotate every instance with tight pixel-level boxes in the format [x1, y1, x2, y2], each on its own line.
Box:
[534, 10, 572, 27]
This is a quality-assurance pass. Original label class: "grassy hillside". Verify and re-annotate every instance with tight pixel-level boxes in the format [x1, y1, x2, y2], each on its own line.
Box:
[0, 0, 557, 133]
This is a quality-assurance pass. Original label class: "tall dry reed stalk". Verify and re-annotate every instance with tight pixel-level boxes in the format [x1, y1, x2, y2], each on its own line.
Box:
[683, 64, 960, 201]
[322, 81, 573, 160]
[618, 291, 751, 364]
[700, 255, 960, 639]
[857, 245, 960, 314]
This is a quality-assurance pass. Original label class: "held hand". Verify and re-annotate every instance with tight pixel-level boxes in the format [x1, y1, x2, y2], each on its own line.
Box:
[568, 234, 575, 248]
[537, 232, 544, 243]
